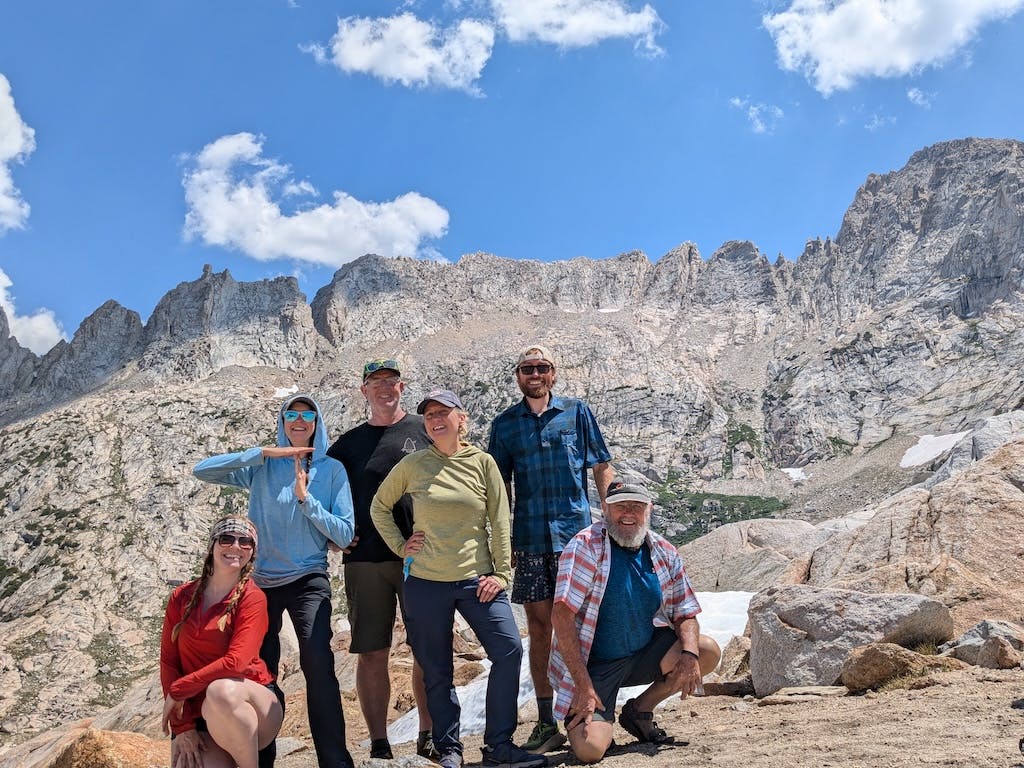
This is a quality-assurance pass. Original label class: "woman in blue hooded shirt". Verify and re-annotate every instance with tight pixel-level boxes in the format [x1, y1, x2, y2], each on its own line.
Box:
[194, 394, 356, 768]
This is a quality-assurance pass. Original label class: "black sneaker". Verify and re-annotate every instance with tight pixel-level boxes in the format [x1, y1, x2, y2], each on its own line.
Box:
[480, 741, 548, 768]
[369, 738, 393, 759]
[418, 730, 442, 761]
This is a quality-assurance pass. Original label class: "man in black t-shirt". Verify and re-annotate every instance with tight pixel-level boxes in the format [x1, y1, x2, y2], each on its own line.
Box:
[327, 359, 435, 761]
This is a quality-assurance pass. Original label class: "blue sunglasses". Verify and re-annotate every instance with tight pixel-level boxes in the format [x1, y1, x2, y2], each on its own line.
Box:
[283, 410, 317, 423]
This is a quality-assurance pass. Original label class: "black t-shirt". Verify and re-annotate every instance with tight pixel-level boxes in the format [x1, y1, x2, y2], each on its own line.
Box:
[327, 414, 429, 563]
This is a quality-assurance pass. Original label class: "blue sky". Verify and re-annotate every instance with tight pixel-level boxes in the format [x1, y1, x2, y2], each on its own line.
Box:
[1, 0, 1023, 354]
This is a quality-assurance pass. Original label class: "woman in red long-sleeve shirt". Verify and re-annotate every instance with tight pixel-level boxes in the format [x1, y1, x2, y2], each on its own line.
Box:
[160, 516, 284, 768]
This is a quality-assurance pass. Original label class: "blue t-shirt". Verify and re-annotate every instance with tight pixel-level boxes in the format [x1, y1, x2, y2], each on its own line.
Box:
[589, 540, 662, 662]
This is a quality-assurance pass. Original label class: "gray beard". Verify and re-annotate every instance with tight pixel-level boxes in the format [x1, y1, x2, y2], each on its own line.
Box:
[607, 519, 649, 549]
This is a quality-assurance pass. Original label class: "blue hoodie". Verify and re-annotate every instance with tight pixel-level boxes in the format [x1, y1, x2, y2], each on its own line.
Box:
[193, 395, 355, 588]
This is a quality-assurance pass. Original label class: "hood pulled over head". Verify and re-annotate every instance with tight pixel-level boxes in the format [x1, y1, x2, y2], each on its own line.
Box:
[277, 394, 329, 458]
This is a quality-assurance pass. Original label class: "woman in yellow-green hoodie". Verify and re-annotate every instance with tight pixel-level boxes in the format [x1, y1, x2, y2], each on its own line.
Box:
[370, 389, 546, 768]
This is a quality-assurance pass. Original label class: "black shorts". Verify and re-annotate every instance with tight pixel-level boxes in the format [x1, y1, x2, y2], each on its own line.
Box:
[581, 627, 677, 723]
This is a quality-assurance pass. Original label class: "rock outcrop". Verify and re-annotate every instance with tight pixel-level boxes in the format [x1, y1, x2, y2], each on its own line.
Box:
[748, 585, 953, 696]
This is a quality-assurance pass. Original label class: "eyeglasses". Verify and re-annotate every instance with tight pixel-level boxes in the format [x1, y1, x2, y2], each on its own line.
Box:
[216, 534, 255, 549]
[363, 359, 400, 377]
[364, 376, 402, 389]
[283, 410, 317, 423]
[517, 364, 552, 375]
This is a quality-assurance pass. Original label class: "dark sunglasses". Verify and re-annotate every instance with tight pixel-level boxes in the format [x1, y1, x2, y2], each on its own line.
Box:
[283, 410, 317, 423]
[518, 364, 552, 375]
[215, 534, 255, 549]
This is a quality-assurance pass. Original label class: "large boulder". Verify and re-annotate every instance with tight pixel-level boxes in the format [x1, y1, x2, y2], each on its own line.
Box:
[748, 585, 954, 696]
[680, 518, 833, 591]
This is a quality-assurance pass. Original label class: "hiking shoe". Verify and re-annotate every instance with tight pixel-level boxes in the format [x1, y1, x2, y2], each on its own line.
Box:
[522, 721, 565, 754]
[481, 741, 549, 768]
[417, 730, 442, 761]
[369, 738, 393, 759]
[618, 698, 674, 745]
[438, 750, 463, 768]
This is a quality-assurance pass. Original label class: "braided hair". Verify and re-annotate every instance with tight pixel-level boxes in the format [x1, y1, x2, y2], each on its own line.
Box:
[170, 516, 257, 641]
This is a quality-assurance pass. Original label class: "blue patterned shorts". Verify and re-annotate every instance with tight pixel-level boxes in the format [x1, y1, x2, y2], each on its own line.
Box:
[511, 551, 561, 604]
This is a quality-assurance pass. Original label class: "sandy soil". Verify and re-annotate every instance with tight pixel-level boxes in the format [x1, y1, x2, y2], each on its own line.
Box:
[278, 668, 1024, 768]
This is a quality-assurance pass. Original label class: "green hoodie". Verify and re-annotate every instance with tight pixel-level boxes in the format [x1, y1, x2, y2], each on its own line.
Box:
[370, 443, 512, 589]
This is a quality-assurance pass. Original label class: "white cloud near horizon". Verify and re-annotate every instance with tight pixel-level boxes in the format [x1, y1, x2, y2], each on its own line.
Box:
[493, 0, 665, 53]
[0, 267, 66, 354]
[729, 97, 785, 134]
[906, 86, 933, 107]
[764, 0, 1024, 95]
[182, 133, 450, 267]
[0, 74, 36, 233]
[308, 13, 495, 92]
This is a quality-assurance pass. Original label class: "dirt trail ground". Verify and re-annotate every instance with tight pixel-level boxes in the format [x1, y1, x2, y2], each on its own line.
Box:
[278, 668, 1024, 768]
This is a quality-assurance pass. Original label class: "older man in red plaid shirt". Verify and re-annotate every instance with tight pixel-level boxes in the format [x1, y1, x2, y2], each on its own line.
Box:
[549, 481, 721, 763]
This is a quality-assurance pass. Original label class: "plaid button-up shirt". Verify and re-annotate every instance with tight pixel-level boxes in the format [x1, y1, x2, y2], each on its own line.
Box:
[549, 522, 701, 721]
[487, 395, 612, 554]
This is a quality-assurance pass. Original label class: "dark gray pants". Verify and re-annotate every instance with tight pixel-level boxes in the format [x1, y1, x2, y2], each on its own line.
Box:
[404, 575, 523, 755]
[260, 573, 353, 768]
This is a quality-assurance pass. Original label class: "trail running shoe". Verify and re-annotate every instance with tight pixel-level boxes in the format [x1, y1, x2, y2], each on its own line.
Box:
[417, 730, 442, 761]
[481, 741, 549, 768]
[369, 738, 393, 759]
[438, 749, 463, 768]
[522, 721, 565, 753]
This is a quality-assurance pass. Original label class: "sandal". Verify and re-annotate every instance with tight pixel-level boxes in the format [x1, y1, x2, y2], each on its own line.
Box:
[619, 699, 674, 745]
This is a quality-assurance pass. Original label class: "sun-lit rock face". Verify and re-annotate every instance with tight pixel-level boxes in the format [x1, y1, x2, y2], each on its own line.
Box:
[2, 137, 1024, 746]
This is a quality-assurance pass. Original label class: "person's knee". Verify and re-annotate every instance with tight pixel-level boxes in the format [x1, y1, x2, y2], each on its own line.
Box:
[569, 723, 613, 764]
[202, 679, 243, 718]
[573, 741, 610, 764]
[698, 634, 722, 675]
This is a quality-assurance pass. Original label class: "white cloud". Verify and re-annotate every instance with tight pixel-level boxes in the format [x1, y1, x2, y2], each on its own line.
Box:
[906, 86, 933, 107]
[764, 0, 1024, 95]
[0, 74, 36, 233]
[310, 13, 495, 93]
[729, 97, 785, 134]
[182, 133, 450, 267]
[865, 112, 896, 131]
[493, 0, 665, 53]
[0, 267, 66, 354]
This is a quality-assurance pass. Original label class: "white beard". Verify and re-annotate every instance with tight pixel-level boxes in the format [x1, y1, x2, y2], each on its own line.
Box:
[607, 518, 649, 549]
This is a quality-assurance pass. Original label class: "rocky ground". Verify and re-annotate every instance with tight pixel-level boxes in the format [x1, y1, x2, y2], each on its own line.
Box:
[273, 668, 1024, 768]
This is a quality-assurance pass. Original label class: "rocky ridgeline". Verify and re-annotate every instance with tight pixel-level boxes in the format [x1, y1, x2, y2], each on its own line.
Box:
[1, 137, 1024, 753]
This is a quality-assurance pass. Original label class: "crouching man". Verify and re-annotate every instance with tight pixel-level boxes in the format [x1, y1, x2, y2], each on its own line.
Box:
[549, 481, 721, 763]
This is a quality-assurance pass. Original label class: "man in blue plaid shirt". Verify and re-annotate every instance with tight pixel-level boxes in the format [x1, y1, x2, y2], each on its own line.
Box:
[487, 344, 614, 754]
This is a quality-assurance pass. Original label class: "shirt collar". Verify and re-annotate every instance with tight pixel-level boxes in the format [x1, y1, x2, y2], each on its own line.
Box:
[515, 393, 567, 416]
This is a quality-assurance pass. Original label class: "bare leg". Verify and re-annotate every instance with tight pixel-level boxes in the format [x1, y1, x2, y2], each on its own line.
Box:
[412, 658, 432, 731]
[171, 731, 234, 768]
[356, 648, 392, 740]
[202, 678, 284, 768]
[634, 634, 722, 712]
[566, 719, 614, 764]
[524, 599, 554, 699]
[570, 635, 722, 763]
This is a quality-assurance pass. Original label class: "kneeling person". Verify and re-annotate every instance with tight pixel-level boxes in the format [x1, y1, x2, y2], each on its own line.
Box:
[549, 481, 721, 764]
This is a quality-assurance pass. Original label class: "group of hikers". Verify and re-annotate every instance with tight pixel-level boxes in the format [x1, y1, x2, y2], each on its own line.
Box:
[159, 345, 721, 768]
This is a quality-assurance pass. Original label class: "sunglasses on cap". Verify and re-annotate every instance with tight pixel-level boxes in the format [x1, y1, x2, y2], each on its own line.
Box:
[283, 410, 317, 423]
[363, 359, 400, 376]
[517, 364, 552, 375]
[215, 534, 255, 549]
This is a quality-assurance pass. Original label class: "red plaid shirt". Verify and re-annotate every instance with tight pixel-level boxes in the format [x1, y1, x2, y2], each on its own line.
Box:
[549, 522, 701, 720]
